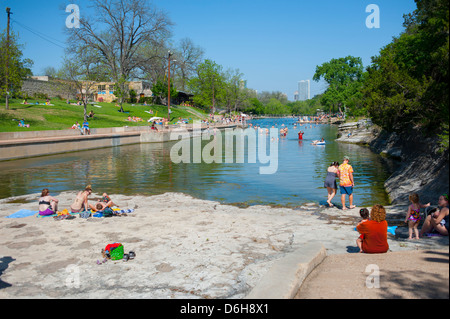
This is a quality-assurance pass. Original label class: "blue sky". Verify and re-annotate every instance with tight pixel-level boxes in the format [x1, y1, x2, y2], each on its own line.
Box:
[1, 0, 417, 100]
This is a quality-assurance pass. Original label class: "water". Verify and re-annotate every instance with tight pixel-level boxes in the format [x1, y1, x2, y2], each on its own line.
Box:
[0, 118, 391, 207]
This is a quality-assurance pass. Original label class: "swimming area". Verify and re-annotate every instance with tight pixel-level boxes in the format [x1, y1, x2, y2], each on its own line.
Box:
[0, 118, 392, 207]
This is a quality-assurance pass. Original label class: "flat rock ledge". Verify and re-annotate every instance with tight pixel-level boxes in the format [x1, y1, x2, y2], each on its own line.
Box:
[0, 192, 447, 299]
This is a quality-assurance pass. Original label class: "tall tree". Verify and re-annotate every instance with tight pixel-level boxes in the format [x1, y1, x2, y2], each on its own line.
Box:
[59, 47, 109, 121]
[363, 0, 448, 148]
[67, 0, 172, 112]
[224, 68, 246, 114]
[0, 31, 33, 106]
[172, 38, 205, 92]
[313, 56, 364, 115]
[188, 59, 225, 113]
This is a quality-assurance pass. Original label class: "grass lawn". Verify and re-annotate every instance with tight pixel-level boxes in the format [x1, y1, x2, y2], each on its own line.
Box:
[0, 98, 209, 132]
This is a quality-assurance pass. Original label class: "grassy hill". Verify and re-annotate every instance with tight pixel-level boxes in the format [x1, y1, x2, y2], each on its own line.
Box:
[0, 98, 209, 132]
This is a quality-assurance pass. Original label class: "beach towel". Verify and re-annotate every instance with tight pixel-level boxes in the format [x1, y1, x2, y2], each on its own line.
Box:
[36, 209, 80, 218]
[354, 226, 397, 236]
[113, 208, 134, 214]
[6, 209, 38, 218]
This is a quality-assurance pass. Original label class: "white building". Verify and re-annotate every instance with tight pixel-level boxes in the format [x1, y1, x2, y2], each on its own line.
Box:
[298, 80, 310, 101]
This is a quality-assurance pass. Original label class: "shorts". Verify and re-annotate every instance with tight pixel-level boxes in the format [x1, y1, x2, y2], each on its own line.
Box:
[39, 207, 55, 216]
[340, 186, 353, 195]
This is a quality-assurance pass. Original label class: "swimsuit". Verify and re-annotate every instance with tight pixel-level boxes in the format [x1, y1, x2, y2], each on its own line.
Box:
[408, 205, 422, 222]
[39, 197, 55, 216]
[102, 195, 111, 203]
[39, 207, 55, 216]
[71, 192, 87, 213]
[324, 171, 338, 189]
[39, 199, 54, 216]
[440, 214, 449, 230]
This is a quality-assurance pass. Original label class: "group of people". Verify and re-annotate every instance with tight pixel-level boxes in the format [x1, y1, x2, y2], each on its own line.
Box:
[408, 193, 449, 239]
[354, 194, 449, 254]
[323, 155, 448, 253]
[324, 156, 355, 210]
[18, 118, 30, 128]
[38, 185, 117, 217]
[71, 120, 90, 135]
[126, 115, 144, 122]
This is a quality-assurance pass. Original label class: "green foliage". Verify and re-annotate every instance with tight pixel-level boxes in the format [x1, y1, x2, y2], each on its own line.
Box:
[363, 0, 448, 149]
[286, 95, 324, 115]
[151, 78, 178, 105]
[188, 59, 225, 112]
[0, 31, 34, 100]
[245, 98, 265, 115]
[313, 56, 365, 115]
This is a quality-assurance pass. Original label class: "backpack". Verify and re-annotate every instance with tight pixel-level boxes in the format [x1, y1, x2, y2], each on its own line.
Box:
[103, 207, 114, 218]
[105, 243, 124, 260]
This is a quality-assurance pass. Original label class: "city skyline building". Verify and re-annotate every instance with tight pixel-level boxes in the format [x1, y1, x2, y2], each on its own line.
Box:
[298, 80, 310, 101]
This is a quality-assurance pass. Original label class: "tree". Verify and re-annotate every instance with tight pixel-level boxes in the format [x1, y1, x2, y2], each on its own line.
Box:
[59, 46, 109, 121]
[223, 68, 247, 114]
[363, 0, 448, 148]
[313, 56, 364, 115]
[172, 38, 205, 92]
[257, 91, 288, 105]
[67, 0, 172, 112]
[245, 98, 265, 115]
[151, 78, 178, 105]
[0, 31, 33, 107]
[188, 59, 225, 113]
[363, 45, 430, 131]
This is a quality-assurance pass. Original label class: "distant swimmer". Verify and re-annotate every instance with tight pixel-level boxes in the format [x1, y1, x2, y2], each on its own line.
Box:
[312, 138, 325, 145]
[298, 131, 304, 140]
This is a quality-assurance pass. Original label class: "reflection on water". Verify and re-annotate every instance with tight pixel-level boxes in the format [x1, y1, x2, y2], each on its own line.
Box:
[0, 119, 391, 207]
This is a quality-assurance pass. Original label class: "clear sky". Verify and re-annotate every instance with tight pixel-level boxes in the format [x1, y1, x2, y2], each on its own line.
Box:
[1, 0, 418, 100]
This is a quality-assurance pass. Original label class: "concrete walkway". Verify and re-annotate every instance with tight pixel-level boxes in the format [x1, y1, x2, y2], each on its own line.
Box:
[295, 248, 449, 299]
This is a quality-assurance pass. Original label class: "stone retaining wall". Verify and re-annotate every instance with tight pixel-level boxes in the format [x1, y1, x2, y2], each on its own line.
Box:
[21, 79, 77, 100]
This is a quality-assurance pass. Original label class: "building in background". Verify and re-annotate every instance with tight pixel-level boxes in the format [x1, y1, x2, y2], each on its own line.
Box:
[298, 80, 310, 101]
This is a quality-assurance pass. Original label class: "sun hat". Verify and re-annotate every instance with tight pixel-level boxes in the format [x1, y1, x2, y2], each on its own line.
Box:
[343, 156, 350, 161]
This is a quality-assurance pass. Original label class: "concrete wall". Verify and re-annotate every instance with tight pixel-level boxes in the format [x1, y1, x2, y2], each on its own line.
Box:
[0, 132, 142, 161]
[21, 79, 77, 100]
[0, 124, 241, 162]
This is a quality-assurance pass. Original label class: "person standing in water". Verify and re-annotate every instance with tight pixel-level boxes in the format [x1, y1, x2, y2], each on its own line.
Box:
[338, 156, 356, 210]
[324, 162, 340, 207]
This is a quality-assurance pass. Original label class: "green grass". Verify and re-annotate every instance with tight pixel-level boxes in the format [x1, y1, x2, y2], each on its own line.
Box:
[0, 98, 209, 132]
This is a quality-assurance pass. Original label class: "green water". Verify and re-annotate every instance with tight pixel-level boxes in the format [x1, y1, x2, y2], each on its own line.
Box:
[0, 118, 392, 207]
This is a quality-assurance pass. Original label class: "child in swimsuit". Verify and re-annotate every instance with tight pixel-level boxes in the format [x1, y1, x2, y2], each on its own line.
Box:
[405, 193, 430, 240]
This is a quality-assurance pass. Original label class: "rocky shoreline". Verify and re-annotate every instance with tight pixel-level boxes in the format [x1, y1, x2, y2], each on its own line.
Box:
[0, 191, 448, 299]
[337, 121, 449, 205]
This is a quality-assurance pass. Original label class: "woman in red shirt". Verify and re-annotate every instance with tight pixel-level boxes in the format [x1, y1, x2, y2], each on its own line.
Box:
[356, 204, 389, 254]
